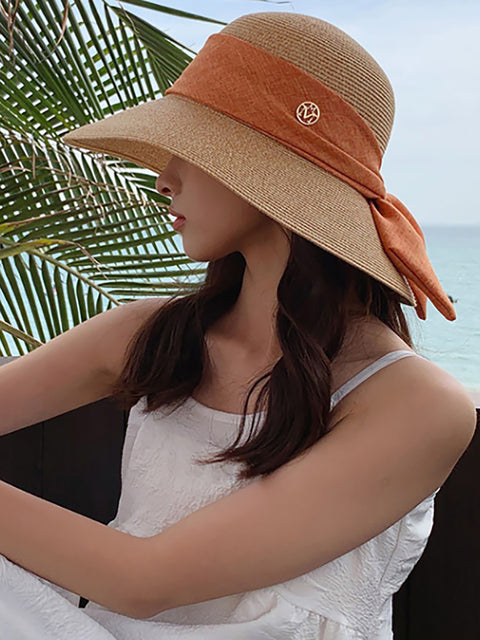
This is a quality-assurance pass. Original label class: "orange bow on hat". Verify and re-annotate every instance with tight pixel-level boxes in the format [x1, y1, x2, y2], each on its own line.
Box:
[165, 33, 456, 321]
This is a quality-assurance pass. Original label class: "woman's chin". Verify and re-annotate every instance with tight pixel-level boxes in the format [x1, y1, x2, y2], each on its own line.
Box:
[181, 238, 237, 264]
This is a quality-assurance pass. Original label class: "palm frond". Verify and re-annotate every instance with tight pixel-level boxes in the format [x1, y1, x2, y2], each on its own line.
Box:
[0, 0, 209, 355]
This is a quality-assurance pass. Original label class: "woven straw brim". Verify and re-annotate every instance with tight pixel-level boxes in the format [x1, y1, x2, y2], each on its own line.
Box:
[62, 93, 415, 307]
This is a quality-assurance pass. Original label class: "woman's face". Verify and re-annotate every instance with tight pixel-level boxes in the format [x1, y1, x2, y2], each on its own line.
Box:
[155, 155, 287, 263]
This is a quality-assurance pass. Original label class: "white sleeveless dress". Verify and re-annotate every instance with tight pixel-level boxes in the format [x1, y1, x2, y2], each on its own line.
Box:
[0, 349, 439, 639]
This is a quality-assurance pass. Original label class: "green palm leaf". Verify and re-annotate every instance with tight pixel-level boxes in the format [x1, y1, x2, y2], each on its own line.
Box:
[0, 0, 223, 355]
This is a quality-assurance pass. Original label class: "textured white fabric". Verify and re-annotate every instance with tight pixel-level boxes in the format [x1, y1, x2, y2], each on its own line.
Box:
[0, 349, 438, 639]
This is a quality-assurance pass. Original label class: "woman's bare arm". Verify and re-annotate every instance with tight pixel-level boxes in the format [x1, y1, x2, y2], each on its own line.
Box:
[0, 297, 167, 437]
[0, 296, 168, 617]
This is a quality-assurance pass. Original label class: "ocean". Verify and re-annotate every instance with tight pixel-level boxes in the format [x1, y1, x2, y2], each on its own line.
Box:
[403, 225, 480, 402]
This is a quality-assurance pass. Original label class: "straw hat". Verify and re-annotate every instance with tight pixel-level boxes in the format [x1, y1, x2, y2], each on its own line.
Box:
[62, 11, 456, 322]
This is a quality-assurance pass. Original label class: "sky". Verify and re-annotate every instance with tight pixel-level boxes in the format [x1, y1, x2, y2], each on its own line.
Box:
[113, 0, 480, 227]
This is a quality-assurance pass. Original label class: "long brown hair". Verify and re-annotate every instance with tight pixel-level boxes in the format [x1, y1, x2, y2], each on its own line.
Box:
[110, 232, 415, 481]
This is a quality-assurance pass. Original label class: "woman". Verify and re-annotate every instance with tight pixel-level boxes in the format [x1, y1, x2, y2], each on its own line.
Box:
[0, 10, 476, 640]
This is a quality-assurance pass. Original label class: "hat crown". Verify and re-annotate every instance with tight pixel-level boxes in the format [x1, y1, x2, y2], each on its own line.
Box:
[222, 12, 395, 155]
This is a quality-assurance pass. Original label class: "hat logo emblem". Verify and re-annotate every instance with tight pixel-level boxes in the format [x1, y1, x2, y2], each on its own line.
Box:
[296, 101, 320, 125]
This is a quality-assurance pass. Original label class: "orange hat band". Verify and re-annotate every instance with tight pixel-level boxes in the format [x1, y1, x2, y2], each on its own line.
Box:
[165, 33, 456, 321]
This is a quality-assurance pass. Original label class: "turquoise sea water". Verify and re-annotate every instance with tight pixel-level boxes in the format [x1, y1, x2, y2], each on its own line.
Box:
[402, 225, 480, 395]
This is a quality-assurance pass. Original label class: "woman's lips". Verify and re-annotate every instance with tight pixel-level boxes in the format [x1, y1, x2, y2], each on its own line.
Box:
[172, 215, 186, 231]
[168, 208, 186, 231]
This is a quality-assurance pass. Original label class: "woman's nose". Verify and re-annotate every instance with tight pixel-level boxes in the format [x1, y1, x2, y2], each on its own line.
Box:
[155, 175, 173, 196]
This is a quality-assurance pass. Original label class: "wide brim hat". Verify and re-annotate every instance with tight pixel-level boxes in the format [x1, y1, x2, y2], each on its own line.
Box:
[62, 11, 453, 319]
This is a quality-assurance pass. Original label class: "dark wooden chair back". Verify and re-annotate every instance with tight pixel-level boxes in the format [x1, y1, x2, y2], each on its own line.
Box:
[0, 356, 478, 637]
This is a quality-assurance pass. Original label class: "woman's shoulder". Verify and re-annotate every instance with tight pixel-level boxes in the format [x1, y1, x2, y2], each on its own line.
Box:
[330, 316, 415, 396]
[329, 317, 473, 438]
[102, 296, 171, 384]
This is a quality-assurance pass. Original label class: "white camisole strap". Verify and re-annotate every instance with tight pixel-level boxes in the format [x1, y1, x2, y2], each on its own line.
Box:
[330, 349, 424, 410]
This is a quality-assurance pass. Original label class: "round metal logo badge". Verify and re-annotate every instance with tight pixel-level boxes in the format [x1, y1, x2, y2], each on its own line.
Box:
[296, 101, 320, 125]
